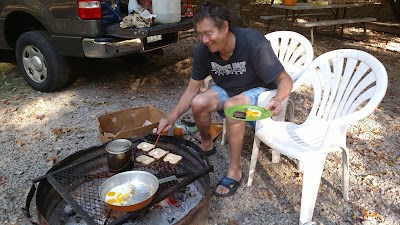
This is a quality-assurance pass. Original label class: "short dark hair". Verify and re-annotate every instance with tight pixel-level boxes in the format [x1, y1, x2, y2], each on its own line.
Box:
[193, 1, 231, 30]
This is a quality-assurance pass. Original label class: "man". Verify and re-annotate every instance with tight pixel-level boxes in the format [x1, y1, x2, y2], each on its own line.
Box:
[157, 1, 293, 197]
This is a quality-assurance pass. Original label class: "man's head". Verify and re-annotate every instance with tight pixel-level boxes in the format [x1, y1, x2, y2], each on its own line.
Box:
[193, 1, 232, 53]
[193, 1, 231, 31]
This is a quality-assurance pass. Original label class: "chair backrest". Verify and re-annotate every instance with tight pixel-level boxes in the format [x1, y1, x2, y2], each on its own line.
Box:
[301, 49, 388, 125]
[265, 31, 314, 82]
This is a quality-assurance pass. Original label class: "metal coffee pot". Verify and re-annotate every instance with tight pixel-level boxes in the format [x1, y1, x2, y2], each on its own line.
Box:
[106, 139, 134, 173]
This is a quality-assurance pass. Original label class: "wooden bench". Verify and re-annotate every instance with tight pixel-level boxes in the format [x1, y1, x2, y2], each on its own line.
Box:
[297, 17, 377, 44]
[260, 13, 330, 30]
[365, 21, 400, 35]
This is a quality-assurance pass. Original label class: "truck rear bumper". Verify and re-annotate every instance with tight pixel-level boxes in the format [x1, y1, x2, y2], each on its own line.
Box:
[82, 29, 187, 58]
[82, 38, 144, 58]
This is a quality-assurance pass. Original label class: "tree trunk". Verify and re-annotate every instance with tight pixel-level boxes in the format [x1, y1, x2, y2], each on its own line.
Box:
[385, 0, 400, 21]
[224, 0, 245, 27]
[196, 0, 245, 27]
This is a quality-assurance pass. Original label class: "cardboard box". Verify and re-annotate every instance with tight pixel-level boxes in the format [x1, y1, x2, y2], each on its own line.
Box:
[97, 105, 168, 143]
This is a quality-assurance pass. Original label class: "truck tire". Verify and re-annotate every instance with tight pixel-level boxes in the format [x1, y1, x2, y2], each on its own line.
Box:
[16, 30, 70, 92]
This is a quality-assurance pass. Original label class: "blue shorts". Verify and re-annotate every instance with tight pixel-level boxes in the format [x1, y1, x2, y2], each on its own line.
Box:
[212, 85, 269, 127]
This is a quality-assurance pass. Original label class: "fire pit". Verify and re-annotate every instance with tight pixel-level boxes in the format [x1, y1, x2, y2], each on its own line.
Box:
[24, 135, 213, 225]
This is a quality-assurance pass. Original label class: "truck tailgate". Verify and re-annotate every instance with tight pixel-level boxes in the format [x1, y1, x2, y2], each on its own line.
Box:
[105, 17, 194, 39]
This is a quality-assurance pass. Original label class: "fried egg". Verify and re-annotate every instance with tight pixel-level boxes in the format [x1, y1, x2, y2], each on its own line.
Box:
[246, 108, 261, 117]
[105, 182, 136, 206]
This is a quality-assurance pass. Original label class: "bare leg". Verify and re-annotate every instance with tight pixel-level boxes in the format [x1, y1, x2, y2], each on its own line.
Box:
[214, 94, 251, 195]
[191, 89, 223, 152]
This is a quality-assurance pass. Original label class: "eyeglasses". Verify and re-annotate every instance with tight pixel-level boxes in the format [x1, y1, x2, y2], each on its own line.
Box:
[196, 28, 217, 41]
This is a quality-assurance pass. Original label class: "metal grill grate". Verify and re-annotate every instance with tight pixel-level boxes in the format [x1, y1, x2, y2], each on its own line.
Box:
[33, 136, 212, 225]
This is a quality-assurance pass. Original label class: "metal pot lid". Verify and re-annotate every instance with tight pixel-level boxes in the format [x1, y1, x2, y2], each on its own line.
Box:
[106, 139, 132, 154]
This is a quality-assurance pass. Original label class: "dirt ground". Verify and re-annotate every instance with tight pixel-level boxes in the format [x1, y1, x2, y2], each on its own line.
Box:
[0, 3, 400, 225]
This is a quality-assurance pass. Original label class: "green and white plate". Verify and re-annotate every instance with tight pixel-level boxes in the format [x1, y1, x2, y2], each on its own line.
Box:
[225, 104, 273, 121]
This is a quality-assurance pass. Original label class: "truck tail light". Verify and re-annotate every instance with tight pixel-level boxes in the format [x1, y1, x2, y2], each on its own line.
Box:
[78, 0, 101, 19]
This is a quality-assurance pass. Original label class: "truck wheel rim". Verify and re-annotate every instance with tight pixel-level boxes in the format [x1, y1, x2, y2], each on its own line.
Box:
[21, 45, 47, 84]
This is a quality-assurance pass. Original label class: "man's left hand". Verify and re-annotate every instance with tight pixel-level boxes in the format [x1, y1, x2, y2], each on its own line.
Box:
[265, 98, 283, 116]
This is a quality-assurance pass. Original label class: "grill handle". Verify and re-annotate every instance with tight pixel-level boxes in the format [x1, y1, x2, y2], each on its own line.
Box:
[21, 184, 39, 225]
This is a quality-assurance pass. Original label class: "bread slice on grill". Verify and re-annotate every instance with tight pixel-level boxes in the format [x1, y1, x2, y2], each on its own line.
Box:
[137, 142, 154, 152]
[136, 155, 155, 165]
[163, 153, 182, 164]
[148, 148, 168, 159]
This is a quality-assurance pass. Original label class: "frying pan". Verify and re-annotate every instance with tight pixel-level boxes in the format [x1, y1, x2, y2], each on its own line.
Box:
[99, 171, 177, 212]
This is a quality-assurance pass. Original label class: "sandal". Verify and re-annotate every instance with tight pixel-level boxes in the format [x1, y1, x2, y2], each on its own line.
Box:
[205, 146, 216, 156]
[213, 175, 241, 197]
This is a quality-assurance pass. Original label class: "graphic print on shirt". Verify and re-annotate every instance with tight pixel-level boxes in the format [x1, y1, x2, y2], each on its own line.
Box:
[211, 61, 247, 76]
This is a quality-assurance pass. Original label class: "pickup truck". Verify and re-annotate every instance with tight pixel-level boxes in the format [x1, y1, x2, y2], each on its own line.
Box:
[0, 0, 193, 92]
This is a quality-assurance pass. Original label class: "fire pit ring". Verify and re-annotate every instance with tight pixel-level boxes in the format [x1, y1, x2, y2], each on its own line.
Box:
[23, 136, 212, 225]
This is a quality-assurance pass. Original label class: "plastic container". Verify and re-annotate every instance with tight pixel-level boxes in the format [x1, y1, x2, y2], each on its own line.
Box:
[184, 5, 193, 17]
[152, 0, 181, 24]
[139, 0, 152, 12]
[173, 126, 185, 138]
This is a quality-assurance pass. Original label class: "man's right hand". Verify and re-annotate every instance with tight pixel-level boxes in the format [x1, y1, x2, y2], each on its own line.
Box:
[157, 79, 203, 134]
[157, 117, 175, 134]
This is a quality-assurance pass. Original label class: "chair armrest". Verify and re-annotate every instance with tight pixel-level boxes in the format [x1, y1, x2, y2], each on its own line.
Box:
[321, 113, 363, 150]
[257, 90, 277, 107]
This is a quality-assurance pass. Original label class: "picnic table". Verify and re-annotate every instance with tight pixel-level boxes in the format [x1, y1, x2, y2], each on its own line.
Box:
[268, 2, 376, 43]
[271, 3, 363, 27]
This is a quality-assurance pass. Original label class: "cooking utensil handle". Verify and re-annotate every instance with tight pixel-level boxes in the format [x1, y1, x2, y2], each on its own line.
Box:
[153, 133, 162, 148]
[158, 175, 178, 184]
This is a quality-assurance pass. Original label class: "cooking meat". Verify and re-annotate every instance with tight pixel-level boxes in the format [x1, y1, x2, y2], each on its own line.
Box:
[233, 111, 246, 119]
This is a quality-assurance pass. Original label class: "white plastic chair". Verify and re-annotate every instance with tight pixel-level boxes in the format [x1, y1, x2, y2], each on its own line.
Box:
[221, 31, 314, 163]
[249, 49, 388, 225]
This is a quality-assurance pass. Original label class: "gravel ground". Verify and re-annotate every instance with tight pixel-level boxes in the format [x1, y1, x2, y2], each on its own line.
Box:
[0, 27, 399, 225]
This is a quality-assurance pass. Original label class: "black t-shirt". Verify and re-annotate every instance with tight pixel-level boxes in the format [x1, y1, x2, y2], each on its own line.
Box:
[192, 28, 284, 97]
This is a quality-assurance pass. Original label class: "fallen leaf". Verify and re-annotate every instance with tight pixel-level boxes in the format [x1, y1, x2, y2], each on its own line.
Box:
[16, 140, 23, 147]
[13, 95, 25, 101]
[361, 206, 385, 220]
[376, 202, 383, 210]
[361, 207, 369, 217]
[372, 128, 381, 134]
[48, 156, 59, 165]
[372, 171, 387, 176]
[36, 114, 45, 120]
[363, 174, 379, 186]
[2, 99, 10, 105]
[387, 159, 396, 166]
[263, 189, 273, 200]
[94, 101, 106, 106]
[352, 210, 358, 220]
[52, 127, 80, 141]
[33, 132, 45, 141]
[4, 107, 18, 113]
